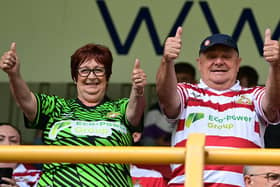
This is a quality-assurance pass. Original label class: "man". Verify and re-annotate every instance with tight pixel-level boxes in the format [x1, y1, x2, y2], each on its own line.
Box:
[156, 26, 280, 187]
[244, 165, 280, 187]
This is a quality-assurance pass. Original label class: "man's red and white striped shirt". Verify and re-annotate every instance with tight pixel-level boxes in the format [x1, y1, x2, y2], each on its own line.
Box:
[167, 81, 280, 187]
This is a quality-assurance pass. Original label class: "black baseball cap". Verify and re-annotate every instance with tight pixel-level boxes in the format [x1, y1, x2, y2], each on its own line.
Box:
[199, 34, 239, 54]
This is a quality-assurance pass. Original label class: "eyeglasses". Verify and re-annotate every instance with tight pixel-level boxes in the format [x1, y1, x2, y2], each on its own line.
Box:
[77, 67, 105, 77]
[250, 172, 280, 183]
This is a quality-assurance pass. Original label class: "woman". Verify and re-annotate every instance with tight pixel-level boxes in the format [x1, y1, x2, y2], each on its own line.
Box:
[0, 123, 41, 187]
[0, 43, 146, 186]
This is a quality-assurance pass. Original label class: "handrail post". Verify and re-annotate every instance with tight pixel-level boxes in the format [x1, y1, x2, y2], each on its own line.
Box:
[185, 133, 206, 187]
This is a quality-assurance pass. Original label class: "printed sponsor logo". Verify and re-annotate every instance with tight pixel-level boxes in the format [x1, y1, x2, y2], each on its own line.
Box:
[207, 114, 252, 129]
[209, 114, 252, 123]
[185, 113, 251, 130]
[49, 121, 72, 140]
[185, 113, 204, 128]
[236, 95, 252, 105]
[208, 123, 234, 129]
[190, 91, 203, 99]
[106, 112, 121, 118]
[48, 120, 127, 140]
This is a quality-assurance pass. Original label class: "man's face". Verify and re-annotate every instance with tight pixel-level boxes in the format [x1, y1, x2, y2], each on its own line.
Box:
[245, 166, 280, 187]
[197, 45, 241, 90]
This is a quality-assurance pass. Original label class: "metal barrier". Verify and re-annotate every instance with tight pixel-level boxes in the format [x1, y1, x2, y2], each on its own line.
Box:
[1, 133, 280, 187]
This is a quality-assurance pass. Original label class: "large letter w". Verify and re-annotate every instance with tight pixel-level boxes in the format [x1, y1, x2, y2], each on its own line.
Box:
[97, 0, 193, 55]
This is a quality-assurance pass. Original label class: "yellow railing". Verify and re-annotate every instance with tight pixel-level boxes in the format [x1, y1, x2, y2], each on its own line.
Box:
[1, 133, 280, 187]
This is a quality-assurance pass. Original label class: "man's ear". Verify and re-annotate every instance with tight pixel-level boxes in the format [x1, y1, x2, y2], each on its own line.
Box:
[244, 175, 253, 186]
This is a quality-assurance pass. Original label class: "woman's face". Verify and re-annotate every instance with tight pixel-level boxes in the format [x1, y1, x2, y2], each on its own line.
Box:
[0, 125, 20, 145]
[0, 125, 20, 168]
[76, 58, 108, 106]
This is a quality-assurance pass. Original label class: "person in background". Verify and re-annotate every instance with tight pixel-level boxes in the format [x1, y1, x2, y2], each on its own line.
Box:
[0, 122, 41, 187]
[138, 62, 196, 182]
[243, 165, 280, 187]
[265, 123, 280, 148]
[156, 26, 280, 186]
[131, 165, 167, 187]
[141, 62, 196, 147]
[130, 133, 167, 187]
[174, 62, 196, 84]
[0, 43, 146, 186]
[237, 65, 259, 88]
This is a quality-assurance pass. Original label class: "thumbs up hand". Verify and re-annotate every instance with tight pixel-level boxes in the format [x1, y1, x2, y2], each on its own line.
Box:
[263, 28, 280, 65]
[163, 26, 183, 63]
[131, 58, 147, 96]
[0, 42, 20, 75]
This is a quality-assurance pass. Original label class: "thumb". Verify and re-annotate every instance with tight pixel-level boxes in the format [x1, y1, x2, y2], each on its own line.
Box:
[133, 58, 140, 70]
[10, 42, 16, 52]
[264, 28, 271, 44]
[175, 26, 183, 39]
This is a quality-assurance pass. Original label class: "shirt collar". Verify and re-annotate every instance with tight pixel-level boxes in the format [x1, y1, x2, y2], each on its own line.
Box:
[197, 79, 241, 93]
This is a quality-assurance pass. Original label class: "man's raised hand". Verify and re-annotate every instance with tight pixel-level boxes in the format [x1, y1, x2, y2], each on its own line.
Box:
[263, 28, 280, 65]
[163, 26, 183, 63]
